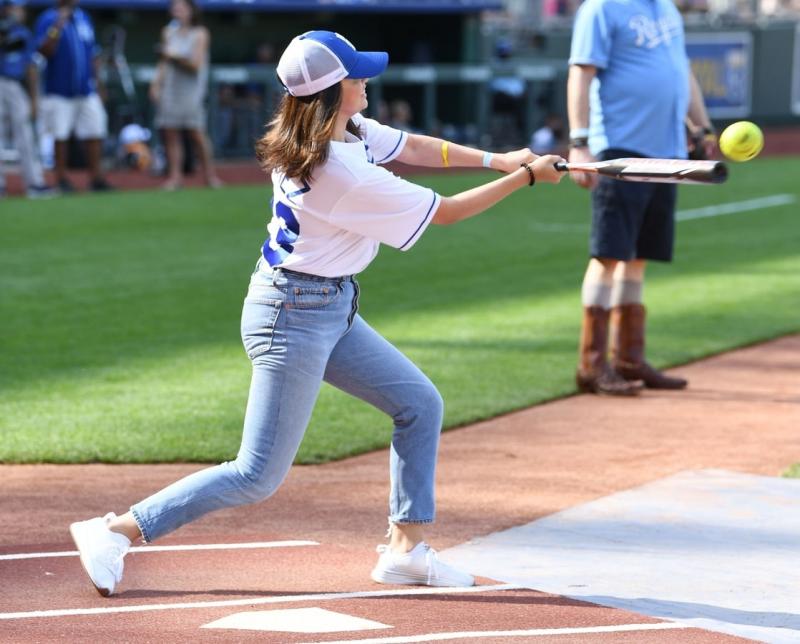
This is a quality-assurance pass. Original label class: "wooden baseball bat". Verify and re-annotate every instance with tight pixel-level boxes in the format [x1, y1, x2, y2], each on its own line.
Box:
[554, 158, 728, 185]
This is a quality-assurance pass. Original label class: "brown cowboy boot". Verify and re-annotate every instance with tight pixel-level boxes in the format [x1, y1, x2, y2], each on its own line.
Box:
[610, 303, 688, 389]
[576, 306, 642, 396]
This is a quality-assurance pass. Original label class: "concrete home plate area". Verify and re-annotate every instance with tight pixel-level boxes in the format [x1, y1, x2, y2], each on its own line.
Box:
[1, 335, 798, 643]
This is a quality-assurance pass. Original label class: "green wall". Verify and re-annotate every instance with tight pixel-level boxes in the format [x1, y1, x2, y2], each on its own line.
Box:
[27, 8, 470, 65]
[749, 23, 797, 125]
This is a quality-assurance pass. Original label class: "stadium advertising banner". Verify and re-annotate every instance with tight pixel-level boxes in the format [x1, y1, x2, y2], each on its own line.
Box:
[686, 32, 753, 119]
[793, 22, 800, 115]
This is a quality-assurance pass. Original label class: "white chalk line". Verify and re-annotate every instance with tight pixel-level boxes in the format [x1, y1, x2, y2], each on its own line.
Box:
[0, 543, 690, 639]
[297, 622, 691, 644]
[528, 193, 796, 233]
[676, 193, 796, 220]
[0, 583, 520, 621]
[0, 540, 318, 562]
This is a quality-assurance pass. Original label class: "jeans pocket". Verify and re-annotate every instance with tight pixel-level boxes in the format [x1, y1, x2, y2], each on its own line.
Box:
[288, 285, 338, 310]
[241, 298, 282, 360]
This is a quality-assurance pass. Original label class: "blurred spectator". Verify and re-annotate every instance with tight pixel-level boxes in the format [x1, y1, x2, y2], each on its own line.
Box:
[0, 0, 54, 198]
[35, 0, 113, 193]
[149, 0, 221, 190]
[212, 82, 236, 152]
[238, 85, 265, 153]
[375, 98, 390, 123]
[543, 0, 571, 18]
[675, 0, 709, 12]
[759, 0, 800, 16]
[389, 99, 418, 133]
[707, 0, 756, 19]
[233, 40, 278, 152]
[117, 120, 152, 172]
[489, 37, 526, 146]
[101, 25, 140, 138]
[530, 114, 564, 154]
[213, 80, 266, 158]
[253, 41, 274, 66]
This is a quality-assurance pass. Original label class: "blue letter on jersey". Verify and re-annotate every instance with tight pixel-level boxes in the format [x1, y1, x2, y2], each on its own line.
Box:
[262, 199, 300, 266]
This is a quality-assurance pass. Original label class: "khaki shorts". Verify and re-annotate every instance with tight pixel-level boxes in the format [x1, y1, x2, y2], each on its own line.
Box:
[41, 93, 108, 141]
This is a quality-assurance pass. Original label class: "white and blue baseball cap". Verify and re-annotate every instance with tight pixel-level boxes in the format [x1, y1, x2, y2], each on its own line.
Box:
[277, 31, 388, 97]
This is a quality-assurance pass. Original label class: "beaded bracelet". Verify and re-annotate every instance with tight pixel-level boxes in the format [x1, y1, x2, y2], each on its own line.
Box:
[520, 163, 535, 187]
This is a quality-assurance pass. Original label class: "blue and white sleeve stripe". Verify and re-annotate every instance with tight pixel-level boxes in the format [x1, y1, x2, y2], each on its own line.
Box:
[376, 131, 408, 165]
[399, 190, 439, 251]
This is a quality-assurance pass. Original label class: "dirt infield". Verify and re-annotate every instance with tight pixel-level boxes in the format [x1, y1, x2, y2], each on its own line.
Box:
[1, 335, 797, 642]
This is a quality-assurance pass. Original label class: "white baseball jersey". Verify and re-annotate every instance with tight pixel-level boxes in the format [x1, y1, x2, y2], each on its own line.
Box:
[263, 113, 440, 277]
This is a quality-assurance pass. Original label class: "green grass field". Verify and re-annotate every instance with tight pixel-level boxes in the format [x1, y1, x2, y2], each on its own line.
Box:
[2, 157, 799, 465]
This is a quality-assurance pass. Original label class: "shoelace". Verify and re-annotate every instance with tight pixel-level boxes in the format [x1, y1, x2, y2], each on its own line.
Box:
[376, 542, 441, 585]
[423, 544, 440, 586]
[105, 545, 127, 582]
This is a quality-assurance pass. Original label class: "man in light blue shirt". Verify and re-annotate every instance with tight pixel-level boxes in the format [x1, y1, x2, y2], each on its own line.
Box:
[568, 0, 716, 395]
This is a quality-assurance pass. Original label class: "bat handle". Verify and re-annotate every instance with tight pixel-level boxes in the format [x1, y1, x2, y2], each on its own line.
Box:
[554, 162, 569, 172]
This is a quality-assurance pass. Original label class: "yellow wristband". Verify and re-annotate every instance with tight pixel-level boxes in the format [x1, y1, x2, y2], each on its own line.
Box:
[441, 141, 449, 168]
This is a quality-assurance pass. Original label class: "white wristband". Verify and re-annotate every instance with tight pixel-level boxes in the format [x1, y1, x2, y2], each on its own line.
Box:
[569, 128, 589, 139]
[482, 151, 493, 168]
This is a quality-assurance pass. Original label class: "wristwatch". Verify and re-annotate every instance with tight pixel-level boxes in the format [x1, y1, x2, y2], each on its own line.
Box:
[700, 126, 717, 140]
[569, 136, 589, 149]
[569, 128, 589, 149]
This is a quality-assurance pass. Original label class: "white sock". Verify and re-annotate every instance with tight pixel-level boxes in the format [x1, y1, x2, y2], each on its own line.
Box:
[610, 279, 642, 306]
[581, 281, 612, 308]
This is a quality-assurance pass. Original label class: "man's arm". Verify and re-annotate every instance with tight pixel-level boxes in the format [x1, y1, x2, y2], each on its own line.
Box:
[687, 70, 712, 130]
[25, 61, 39, 121]
[37, 6, 71, 58]
[566, 64, 598, 189]
[686, 70, 717, 158]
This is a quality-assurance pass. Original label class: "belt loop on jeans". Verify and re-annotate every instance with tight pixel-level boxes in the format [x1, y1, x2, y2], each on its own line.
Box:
[273, 266, 354, 284]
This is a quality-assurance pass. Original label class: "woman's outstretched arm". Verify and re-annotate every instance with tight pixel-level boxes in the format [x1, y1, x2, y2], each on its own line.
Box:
[397, 133, 537, 174]
[432, 154, 564, 225]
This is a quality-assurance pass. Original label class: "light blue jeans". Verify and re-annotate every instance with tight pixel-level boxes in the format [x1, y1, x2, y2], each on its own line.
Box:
[131, 261, 444, 542]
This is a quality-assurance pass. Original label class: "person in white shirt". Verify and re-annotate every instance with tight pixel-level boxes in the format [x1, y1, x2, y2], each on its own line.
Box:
[67, 30, 565, 596]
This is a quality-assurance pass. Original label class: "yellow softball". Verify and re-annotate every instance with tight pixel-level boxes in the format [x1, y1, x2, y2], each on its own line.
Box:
[719, 121, 764, 162]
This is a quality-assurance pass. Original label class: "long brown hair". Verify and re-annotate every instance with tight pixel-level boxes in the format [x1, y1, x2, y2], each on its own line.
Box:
[172, 0, 203, 26]
[255, 83, 361, 184]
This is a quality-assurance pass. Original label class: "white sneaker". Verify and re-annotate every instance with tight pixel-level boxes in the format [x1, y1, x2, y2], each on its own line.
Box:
[26, 185, 58, 200]
[69, 513, 131, 596]
[370, 541, 474, 587]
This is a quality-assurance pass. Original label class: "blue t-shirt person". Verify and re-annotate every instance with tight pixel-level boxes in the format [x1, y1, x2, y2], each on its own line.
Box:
[569, 0, 690, 159]
[0, 22, 35, 82]
[34, 6, 99, 97]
